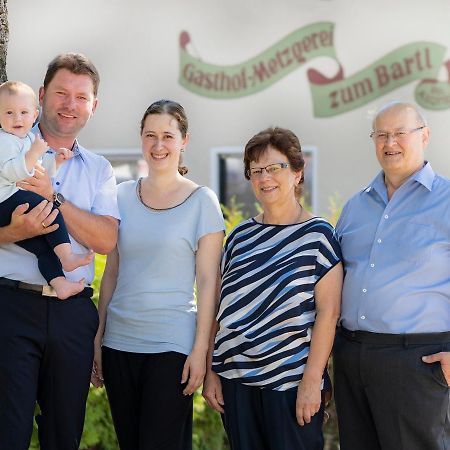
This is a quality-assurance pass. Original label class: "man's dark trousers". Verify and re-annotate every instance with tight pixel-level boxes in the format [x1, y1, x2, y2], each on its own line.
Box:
[0, 284, 99, 450]
[334, 327, 450, 450]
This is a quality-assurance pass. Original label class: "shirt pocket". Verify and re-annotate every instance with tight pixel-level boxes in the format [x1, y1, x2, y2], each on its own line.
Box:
[396, 221, 436, 264]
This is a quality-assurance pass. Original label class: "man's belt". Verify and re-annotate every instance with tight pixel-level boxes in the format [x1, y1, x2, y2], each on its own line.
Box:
[0, 277, 93, 298]
[340, 326, 450, 345]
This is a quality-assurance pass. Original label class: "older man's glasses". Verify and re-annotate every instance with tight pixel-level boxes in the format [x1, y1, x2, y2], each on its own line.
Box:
[370, 126, 425, 143]
[247, 162, 290, 178]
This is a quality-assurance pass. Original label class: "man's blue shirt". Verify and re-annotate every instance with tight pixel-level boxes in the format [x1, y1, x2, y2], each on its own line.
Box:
[336, 162, 450, 333]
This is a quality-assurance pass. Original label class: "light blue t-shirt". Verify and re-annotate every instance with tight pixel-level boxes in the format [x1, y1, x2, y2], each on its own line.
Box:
[103, 180, 225, 355]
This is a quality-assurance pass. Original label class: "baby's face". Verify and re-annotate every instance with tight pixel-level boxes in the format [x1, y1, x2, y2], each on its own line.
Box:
[0, 91, 38, 138]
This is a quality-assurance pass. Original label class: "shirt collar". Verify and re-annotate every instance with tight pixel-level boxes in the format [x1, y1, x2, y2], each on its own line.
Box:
[69, 139, 85, 161]
[363, 161, 435, 199]
[412, 161, 434, 191]
[32, 123, 85, 162]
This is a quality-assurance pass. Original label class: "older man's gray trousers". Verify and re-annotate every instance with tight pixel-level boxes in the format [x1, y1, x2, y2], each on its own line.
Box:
[333, 327, 450, 450]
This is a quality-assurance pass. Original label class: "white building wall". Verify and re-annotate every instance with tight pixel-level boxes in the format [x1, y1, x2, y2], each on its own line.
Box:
[7, 0, 450, 213]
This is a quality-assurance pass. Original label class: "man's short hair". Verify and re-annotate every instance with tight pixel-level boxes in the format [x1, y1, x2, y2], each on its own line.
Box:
[43, 53, 100, 96]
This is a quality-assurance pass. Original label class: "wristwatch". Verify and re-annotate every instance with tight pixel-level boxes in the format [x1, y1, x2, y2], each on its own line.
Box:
[53, 192, 66, 208]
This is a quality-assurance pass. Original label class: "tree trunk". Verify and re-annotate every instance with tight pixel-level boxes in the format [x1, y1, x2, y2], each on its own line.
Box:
[0, 0, 8, 82]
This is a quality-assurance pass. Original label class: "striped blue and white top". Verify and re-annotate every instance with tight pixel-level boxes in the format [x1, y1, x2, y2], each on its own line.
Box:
[213, 217, 341, 391]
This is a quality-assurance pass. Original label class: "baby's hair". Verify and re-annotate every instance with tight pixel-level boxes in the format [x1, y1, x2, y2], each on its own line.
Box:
[0, 80, 38, 107]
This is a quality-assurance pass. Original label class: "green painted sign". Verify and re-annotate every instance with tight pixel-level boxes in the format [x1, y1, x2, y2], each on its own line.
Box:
[178, 23, 450, 116]
[415, 61, 450, 110]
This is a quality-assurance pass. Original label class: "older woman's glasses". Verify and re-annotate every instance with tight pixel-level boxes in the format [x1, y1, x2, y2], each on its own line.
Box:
[369, 126, 425, 143]
[247, 162, 290, 178]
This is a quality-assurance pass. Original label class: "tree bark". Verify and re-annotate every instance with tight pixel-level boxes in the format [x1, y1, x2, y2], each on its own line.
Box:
[0, 0, 8, 82]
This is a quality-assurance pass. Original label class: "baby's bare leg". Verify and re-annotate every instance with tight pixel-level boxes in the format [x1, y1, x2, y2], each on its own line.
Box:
[54, 244, 94, 272]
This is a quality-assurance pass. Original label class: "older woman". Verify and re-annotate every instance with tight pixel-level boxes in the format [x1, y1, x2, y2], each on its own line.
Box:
[92, 100, 225, 450]
[203, 127, 343, 450]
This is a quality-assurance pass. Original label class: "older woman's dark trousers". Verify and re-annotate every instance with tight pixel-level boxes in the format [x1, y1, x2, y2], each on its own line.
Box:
[102, 347, 193, 450]
[333, 327, 450, 450]
[220, 376, 325, 450]
[0, 190, 69, 282]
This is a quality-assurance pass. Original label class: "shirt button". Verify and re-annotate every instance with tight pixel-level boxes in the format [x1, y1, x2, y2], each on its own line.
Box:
[370, 263, 375, 268]
[362, 288, 367, 293]
[361, 315, 366, 320]
[384, 214, 389, 219]
[377, 239, 382, 243]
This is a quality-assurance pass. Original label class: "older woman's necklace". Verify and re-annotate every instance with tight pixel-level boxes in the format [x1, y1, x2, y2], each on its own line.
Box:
[261, 204, 303, 225]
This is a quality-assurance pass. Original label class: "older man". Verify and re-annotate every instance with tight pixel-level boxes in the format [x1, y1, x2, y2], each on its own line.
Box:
[0, 53, 119, 450]
[334, 101, 450, 450]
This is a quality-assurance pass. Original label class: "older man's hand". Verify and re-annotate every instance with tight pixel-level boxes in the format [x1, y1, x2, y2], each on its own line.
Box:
[422, 351, 450, 385]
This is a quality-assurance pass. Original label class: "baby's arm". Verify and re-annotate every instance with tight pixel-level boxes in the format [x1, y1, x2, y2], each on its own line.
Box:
[25, 135, 48, 172]
[0, 134, 46, 182]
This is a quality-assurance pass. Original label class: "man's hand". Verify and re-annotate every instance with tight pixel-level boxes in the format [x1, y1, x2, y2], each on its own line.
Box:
[422, 351, 450, 385]
[17, 163, 54, 201]
[2, 200, 59, 243]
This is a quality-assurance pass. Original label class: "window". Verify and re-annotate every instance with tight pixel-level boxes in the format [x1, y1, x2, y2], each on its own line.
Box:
[93, 148, 148, 184]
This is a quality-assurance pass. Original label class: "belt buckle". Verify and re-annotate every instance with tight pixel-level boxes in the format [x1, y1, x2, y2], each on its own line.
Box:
[42, 285, 58, 297]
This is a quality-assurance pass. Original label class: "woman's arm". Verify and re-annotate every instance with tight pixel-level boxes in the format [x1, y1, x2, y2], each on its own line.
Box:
[91, 247, 120, 387]
[181, 230, 224, 396]
[202, 318, 225, 413]
[202, 268, 225, 412]
[296, 262, 343, 426]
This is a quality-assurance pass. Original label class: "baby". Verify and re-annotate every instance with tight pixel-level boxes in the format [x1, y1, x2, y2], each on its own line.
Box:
[0, 80, 93, 299]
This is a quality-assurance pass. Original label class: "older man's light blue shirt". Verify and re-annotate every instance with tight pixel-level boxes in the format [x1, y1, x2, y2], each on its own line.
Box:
[336, 162, 450, 333]
[0, 127, 120, 285]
